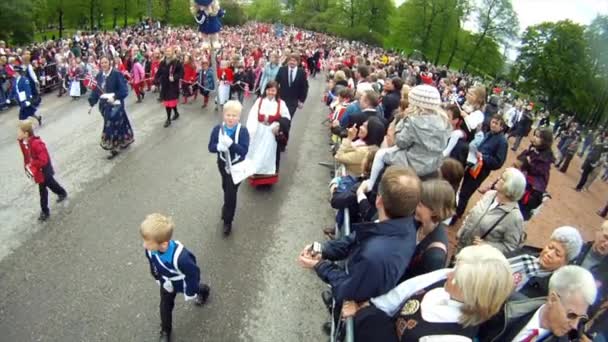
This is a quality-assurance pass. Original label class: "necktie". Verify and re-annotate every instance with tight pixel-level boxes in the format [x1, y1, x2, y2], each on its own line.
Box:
[289, 68, 294, 87]
[522, 328, 539, 342]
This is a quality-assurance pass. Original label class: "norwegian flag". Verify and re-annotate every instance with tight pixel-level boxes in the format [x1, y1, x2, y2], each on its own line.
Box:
[83, 73, 97, 90]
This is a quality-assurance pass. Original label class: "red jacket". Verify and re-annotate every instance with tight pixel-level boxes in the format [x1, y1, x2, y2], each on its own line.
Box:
[183, 63, 197, 83]
[18, 136, 51, 184]
[217, 67, 234, 83]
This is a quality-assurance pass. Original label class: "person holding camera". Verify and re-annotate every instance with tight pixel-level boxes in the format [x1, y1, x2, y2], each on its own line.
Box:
[298, 166, 420, 308]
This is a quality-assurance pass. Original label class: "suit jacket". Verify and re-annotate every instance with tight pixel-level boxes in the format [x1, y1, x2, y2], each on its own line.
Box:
[275, 66, 308, 106]
[573, 242, 608, 315]
[478, 297, 568, 342]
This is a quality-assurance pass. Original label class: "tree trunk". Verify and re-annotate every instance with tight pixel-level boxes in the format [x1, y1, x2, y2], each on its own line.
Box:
[462, 29, 487, 73]
[58, 9, 64, 39]
[446, 34, 458, 69]
[434, 9, 452, 65]
[90, 0, 95, 30]
[124, 0, 128, 27]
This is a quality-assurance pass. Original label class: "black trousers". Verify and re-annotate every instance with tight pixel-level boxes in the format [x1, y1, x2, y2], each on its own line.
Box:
[160, 283, 209, 333]
[39, 175, 67, 215]
[455, 168, 491, 218]
[576, 163, 595, 190]
[218, 161, 241, 224]
[286, 101, 298, 122]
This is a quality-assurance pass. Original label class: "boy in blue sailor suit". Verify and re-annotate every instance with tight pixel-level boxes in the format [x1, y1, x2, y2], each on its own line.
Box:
[140, 213, 210, 342]
[12, 65, 42, 124]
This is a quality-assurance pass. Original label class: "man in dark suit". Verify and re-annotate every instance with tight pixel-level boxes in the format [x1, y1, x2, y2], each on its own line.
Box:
[275, 53, 308, 121]
[478, 266, 597, 342]
[572, 221, 608, 316]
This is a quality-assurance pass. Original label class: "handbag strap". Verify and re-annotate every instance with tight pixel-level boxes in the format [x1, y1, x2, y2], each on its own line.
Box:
[480, 208, 514, 240]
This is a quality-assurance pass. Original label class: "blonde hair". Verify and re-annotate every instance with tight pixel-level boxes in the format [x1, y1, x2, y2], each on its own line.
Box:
[140, 213, 175, 243]
[18, 119, 36, 136]
[468, 86, 487, 109]
[420, 179, 456, 222]
[223, 100, 242, 116]
[334, 70, 346, 82]
[404, 102, 449, 123]
[454, 244, 513, 327]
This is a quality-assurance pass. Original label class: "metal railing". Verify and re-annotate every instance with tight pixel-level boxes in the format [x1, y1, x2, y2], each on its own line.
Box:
[329, 161, 354, 342]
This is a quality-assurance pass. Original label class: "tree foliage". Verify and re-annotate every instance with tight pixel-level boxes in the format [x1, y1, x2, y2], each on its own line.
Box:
[514, 18, 608, 124]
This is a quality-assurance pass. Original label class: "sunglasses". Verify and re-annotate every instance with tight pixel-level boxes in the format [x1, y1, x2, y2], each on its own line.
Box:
[556, 293, 589, 322]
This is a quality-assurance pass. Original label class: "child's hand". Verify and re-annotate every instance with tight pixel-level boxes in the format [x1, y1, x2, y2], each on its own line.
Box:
[347, 125, 357, 140]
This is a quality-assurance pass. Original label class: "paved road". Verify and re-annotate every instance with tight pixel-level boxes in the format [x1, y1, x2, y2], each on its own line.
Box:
[0, 78, 333, 341]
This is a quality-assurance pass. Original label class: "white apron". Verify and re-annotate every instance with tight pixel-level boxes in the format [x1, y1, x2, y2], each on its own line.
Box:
[245, 97, 291, 175]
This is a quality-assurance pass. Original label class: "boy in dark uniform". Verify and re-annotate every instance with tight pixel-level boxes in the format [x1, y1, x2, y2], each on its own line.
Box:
[140, 213, 210, 342]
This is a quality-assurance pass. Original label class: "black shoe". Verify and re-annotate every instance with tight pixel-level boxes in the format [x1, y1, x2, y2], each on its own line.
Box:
[36, 115, 42, 126]
[163, 119, 171, 128]
[159, 330, 171, 342]
[57, 193, 68, 203]
[195, 284, 211, 306]
[223, 222, 232, 236]
[171, 112, 180, 121]
[321, 321, 332, 336]
[38, 212, 50, 222]
[321, 290, 333, 312]
[107, 150, 119, 160]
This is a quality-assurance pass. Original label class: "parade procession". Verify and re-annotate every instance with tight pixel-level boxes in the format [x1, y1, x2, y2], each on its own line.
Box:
[0, 0, 608, 341]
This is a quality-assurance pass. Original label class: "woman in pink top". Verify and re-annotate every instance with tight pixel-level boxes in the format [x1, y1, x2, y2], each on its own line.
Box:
[131, 57, 145, 103]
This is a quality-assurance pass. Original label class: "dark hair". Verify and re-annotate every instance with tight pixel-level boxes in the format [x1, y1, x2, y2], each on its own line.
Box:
[363, 117, 386, 146]
[536, 127, 554, 151]
[378, 166, 421, 218]
[265, 80, 280, 99]
[390, 77, 404, 92]
[338, 87, 354, 100]
[357, 65, 370, 79]
[440, 158, 465, 194]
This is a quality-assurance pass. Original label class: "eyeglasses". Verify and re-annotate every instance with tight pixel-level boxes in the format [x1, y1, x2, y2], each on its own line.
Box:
[555, 293, 589, 322]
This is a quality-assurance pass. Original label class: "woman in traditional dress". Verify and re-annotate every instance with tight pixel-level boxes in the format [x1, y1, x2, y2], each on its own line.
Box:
[88, 56, 134, 159]
[155, 47, 184, 128]
[245, 81, 290, 184]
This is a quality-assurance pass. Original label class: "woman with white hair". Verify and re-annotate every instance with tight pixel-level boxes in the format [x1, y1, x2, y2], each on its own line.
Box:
[456, 167, 526, 255]
[343, 244, 514, 342]
[508, 226, 584, 298]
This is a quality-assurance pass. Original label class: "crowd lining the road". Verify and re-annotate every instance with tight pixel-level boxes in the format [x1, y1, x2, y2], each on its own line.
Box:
[2, 20, 608, 342]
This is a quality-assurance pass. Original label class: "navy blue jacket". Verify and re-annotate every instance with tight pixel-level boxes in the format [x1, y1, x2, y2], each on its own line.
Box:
[88, 68, 129, 111]
[314, 216, 417, 303]
[145, 240, 201, 297]
[208, 123, 250, 165]
[479, 131, 508, 171]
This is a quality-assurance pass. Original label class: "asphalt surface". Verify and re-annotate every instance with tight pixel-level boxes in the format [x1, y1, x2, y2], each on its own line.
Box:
[0, 78, 334, 341]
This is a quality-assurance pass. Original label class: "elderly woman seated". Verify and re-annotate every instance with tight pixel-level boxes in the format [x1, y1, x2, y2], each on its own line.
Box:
[508, 226, 583, 299]
[343, 245, 514, 342]
[334, 117, 385, 176]
[456, 167, 527, 255]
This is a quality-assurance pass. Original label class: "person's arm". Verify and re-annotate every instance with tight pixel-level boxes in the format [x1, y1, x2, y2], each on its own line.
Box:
[443, 130, 464, 157]
[320, 233, 356, 261]
[315, 256, 381, 303]
[482, 136, 508, 170]
[420, 244, 448, 273]
[115, 72, 129, 101]
[29, 140, 49, 170]
[144, 251, 160, 281]
[299, 71, 309, 103]
[371, 268, 451, 317]
[330, 185, 358, 209]
[177, 251, 201, 298]
[395, 117, 415, 150]
[207, 126, 220, 153]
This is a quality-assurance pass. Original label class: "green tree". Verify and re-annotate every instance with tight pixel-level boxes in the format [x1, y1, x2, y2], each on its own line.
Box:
[0, 0, 35, 44]
[516, 21, 593, 119]
[462, 0, 518, 72]
[222, 0, 247, 26]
